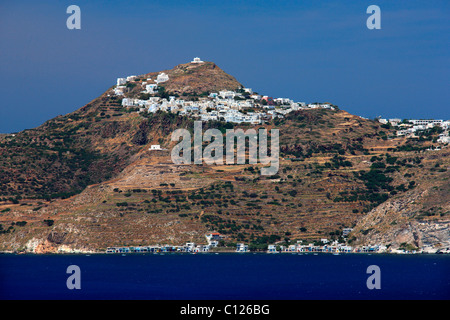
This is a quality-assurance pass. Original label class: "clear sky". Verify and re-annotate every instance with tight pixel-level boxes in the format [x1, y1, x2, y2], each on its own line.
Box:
[0, 0, 449, 133]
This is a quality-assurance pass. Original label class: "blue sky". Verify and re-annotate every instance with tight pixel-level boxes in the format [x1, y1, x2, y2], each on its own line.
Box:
[0, 0, 449, 133]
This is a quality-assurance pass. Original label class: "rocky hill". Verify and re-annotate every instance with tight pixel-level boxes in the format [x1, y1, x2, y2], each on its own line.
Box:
[147, 61, 243, 95]
[0, 61, 448, 253]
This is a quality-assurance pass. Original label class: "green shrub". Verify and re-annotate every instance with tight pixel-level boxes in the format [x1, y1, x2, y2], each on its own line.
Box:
[43, 219, 54, 226]
[116, 202, 128, 207]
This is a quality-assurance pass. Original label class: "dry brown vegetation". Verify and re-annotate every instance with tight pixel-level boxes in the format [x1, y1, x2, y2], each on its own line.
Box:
[0, 62, 448, 253]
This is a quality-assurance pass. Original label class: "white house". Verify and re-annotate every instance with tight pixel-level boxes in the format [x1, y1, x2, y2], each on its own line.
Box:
[209, 240, 219, 247]
[437, 134, 450, 144]
[145, 84, 158, 94]
[219, 90, 235, 99]
[121, 98, 133, 106]
[116, 77, 126, 86]
[206, 233, 223, 244]
[236, 243, 249, 252]
[149, 145, 162, 150]
[114, 86, 125, 96]
[156, 73, 169, 83]
[388, 118, 402, 126]
[275, 98, 293, 105]
[410, 119, 443, 126]
[126, 75, 137, 82]
[184, 242, 195, 253]
[194, 245, 210, 253]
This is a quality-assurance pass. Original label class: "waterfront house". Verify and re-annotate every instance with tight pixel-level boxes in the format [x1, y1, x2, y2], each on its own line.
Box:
[236, 243, 249, 252]
[185, 242, 195, 253]
[206, 233, 223, 242]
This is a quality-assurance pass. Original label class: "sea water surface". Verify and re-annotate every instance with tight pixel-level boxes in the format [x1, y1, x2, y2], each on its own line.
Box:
[0, 253, 449, 299]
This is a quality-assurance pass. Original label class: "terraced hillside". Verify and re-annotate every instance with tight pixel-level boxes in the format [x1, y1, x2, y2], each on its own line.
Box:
[0, 62, 448, 253]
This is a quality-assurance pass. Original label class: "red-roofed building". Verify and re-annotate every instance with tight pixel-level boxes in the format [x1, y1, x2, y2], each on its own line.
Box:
[261, 96, 274, 105]
[206, 232, 223, 243]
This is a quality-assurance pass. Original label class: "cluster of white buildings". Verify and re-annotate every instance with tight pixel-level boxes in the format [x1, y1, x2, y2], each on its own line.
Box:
[104, 229, 435, 254]
[378, 118, 450, 143]
[113, 72, 169, 96]
[111, 58, 336, 125]
[266, 241, 387, 254]
[106, 243, 211, 254]
[114, 75, 138, 96]
[106, 232, 224, 254]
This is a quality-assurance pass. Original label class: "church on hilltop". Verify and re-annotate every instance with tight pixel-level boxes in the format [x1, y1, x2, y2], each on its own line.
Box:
[191, 57, 204, 63]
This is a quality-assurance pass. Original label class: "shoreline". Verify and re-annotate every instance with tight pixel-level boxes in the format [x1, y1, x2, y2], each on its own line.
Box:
[1, 250, 449, 256]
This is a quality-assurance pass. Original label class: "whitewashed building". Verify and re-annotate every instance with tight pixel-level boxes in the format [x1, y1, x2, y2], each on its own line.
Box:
[191, 57, 204, 63]
[219, 90, 235, 99]
[156, 73, 169, 83]
[145, 84, 158, 94]
[149, 145, 162, 150]
[410, 119, 443, 126]
[389, 118, 402, 126]
[114, 86, 125, 96]
[236, 243, 249, 252]
[437, 134, 450, 144]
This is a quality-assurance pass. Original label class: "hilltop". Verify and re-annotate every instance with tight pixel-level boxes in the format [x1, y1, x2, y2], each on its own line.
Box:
[146, 61, 243, 95]
[0, 59, 448, 253]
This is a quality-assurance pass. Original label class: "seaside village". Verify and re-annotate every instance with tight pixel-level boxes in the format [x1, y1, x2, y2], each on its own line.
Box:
[104, 59, 448, 255]
[105, 231, 362, 254]
[106, 229, 442, 254]
[112, 57, 335, 125]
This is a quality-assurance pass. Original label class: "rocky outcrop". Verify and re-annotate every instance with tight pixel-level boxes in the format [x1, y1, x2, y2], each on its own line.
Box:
[352, 186, 450, 251]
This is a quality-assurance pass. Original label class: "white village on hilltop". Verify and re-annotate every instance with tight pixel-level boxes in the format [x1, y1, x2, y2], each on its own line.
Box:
[112, 57, 335, 125]
[112, 57, 449, 144]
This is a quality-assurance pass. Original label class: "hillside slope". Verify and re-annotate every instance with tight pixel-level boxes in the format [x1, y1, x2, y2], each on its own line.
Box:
[0, 61, 448, 253]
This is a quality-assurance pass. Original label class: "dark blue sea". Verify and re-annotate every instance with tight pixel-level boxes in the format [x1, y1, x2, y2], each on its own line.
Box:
[0, 253, 449, 300]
